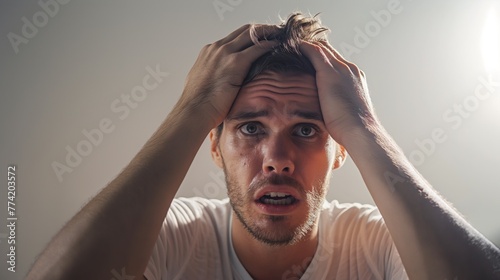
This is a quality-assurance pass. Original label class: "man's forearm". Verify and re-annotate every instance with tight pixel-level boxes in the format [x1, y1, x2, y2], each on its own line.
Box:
[25, 22, 279, 279]
[26, 102, 213, 280]
[343, 124, 500, 279]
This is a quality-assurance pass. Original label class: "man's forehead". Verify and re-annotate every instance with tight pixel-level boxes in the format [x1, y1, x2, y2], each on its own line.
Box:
[239, 71, 318, 96]
[224, 71, 322, 123]
[234, 71, 317, 102]
[227, 72, 322, 122]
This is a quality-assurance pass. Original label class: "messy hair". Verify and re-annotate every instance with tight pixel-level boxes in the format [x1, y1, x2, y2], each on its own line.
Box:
[216, 12, 329, 137]
[243, 12, 329, 84]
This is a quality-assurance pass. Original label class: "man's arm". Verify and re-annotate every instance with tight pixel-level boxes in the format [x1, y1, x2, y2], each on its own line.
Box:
[25, 24, 278, 280]
[300, 41, 500, 279]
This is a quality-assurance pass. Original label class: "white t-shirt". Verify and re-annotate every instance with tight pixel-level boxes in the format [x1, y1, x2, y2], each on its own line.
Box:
[144, 197, 408, 280]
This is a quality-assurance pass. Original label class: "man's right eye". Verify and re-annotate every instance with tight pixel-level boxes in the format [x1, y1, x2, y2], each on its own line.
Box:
[240, 122, 263, 135]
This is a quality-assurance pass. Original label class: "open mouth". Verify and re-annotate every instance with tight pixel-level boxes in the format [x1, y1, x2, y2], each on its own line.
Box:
[258, 192, 297, 206]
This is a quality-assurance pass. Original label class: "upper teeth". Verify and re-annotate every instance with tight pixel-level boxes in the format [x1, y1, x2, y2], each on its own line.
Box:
[267, 192, 288, 198]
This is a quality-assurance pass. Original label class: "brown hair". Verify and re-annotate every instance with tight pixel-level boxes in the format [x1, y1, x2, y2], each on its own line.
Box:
[243, 12, 328, 84]
[216, 12, 329, 137]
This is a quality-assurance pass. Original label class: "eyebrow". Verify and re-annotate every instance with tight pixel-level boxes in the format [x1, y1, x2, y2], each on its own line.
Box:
[291, 110, 323, 121]
[227, 109, 323, 122]
[227, 110, 269, 121]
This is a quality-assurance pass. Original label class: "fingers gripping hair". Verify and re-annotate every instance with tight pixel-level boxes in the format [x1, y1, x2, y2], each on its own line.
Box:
[243, 12, 330, 85]
[216, 12, 331, 135]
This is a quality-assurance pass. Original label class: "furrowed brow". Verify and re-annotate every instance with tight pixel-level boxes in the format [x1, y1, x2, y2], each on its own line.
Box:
[291, 110, 323, 122]
[227, 110, 269, 121]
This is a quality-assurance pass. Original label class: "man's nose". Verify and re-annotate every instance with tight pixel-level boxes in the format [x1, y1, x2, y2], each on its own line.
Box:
[261, 134, 295, 175]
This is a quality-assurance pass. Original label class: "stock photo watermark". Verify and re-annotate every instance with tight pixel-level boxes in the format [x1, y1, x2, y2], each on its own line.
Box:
[7, 0, 72, 54]
[6, 165, 17, 273]
[51, 64, 169, 182]
[110, 267, 135, 280]
[192, 169, 226, 198]
[408, 76, 498, 166]
[281, 236, 334, 279]
[212, 0, 408, 55]
[213, 0, 242, 21]
[386, 75, 499, 189]
[340, 0, 410, 60]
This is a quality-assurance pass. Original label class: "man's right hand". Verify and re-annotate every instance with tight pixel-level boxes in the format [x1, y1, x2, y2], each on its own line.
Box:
[25, 23, 280, 280]
[179, 24, 279, 128]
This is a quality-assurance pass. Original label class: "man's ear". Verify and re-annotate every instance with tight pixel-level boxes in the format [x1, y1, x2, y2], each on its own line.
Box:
[209, 128, 223, 169]
[333, 143, 347, 170]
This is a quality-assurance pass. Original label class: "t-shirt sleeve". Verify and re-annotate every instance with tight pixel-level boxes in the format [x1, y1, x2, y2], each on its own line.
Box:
[143, 197, 229, 280]
[143, 206, 170, 280]
[358, 205, 409, 280]
[143, 198, 201, 280]
[325, 201, 408, 280]
[385, 240, 408, 280]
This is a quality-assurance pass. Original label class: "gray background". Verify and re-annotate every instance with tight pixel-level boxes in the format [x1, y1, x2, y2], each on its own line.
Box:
[1, 0, 500, 279]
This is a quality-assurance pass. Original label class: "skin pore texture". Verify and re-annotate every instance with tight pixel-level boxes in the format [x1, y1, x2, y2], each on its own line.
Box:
[210, 71, 345, 279]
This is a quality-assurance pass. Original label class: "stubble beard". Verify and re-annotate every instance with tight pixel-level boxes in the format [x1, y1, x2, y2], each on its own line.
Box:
[222, 159, 327, 247]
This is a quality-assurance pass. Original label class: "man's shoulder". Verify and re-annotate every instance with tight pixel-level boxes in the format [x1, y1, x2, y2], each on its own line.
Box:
[167, 197, 231, 224]
[320, 200, 385, 229]
[322, 199, 379, 215]
[172, 196, 230, 208]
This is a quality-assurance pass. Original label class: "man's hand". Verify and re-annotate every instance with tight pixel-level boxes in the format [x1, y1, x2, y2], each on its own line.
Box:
[301, 39, 500, 279]
[25, 25, 279, 280]
[180, 24, 278, 128]
[299, 41, 375, 145]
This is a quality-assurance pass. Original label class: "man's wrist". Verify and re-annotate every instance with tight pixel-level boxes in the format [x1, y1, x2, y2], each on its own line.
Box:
[335, 117, 382, 147]
[168, 96, 219, 135]
[338, 122, 398, 162]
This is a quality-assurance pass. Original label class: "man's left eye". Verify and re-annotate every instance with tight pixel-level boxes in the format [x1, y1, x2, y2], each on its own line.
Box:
[294, 125, 317, 137]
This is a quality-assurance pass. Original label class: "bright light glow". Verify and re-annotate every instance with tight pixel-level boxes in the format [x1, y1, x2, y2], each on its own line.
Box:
[481, 4, 500, 79]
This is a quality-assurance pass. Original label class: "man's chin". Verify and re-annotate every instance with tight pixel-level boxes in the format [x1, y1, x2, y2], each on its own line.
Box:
[230, 198, 313, 246]
[241, 212, 310, 246]
[248, 226, 298, 247]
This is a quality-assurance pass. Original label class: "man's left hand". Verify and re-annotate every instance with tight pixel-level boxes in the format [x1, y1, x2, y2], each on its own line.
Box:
[299, 40, 376, 146]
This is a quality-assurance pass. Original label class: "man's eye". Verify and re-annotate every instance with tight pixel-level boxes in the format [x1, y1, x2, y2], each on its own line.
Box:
[240, 123, 262, 135]
[294, 125, 317, 137]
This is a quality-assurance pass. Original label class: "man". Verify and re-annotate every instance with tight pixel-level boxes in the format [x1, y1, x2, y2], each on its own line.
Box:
[26, 13, 500, 280]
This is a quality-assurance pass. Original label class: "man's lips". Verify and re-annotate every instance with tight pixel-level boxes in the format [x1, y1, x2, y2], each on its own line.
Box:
[252, 185, 301, 215]
[253, 185, 302, 202]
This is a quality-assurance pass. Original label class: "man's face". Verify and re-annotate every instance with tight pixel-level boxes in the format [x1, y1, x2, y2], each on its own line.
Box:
[210, 71, 337, 246]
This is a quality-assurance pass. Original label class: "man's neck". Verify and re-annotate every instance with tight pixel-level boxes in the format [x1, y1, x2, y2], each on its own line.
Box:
[231, 213, 319, 280]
